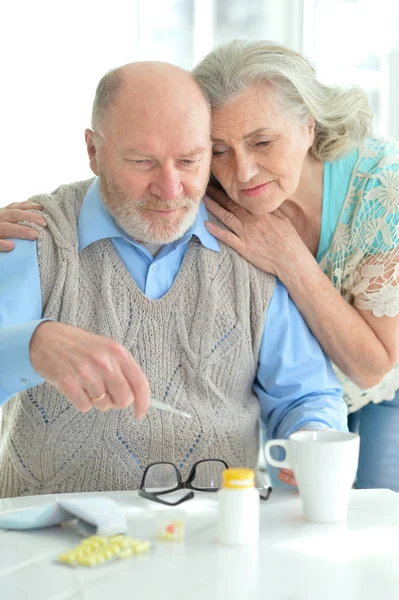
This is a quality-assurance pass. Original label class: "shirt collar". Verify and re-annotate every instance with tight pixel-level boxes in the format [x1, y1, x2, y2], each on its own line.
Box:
[78, 177, 220, 253]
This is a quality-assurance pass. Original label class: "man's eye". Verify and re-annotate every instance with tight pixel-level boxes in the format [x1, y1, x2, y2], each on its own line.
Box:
[180, 159, 196, 164]
[125, 159, 154, 168]
[212, 149, 226, 156]
[255, 141, 271, 148]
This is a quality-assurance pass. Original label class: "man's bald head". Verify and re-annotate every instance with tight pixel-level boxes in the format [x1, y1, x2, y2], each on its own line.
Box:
[91, 61, 210, 134]
[85, 61, 212, 246]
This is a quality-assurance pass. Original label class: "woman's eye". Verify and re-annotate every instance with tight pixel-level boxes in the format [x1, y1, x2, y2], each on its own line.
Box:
[212, 149, 226, 156]
[255, 141, 271, 148]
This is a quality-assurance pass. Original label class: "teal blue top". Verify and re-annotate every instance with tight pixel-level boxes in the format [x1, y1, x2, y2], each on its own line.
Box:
[313, 138, 399, 410]
[316, 148, 358, 264]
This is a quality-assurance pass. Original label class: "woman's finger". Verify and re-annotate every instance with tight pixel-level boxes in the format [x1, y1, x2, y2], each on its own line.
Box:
[5, 201, 42, 210]
[207, 186, 245, 215]
[0, 223, 39, 241]
[0, 208, 47, 226]
[271, 208, 288, 220]
[205, 220, 243, 251]
[203, 197, 242, 234]
[0, 240, 15, 252]
[278, 469, 297, 487]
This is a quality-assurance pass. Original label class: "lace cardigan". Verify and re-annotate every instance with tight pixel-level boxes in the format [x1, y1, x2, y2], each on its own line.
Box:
[319, 138, 399, 412]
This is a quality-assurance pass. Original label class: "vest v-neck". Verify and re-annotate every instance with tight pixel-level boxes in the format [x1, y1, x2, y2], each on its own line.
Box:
[102, 236, 202, 311]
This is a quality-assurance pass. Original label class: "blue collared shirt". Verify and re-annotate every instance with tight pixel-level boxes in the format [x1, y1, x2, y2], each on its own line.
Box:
[0, 178, 347, 439]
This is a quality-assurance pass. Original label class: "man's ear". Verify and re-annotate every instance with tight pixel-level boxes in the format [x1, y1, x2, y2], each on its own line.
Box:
[85, 129, 100, 175]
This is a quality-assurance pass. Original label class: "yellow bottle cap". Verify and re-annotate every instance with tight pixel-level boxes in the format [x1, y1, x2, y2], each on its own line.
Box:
[222, 468, 255, 489]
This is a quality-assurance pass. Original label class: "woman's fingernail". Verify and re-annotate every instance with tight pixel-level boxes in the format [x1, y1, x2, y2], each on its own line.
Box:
[2, 242, 13, 250]
[29, 230, 39, 239]
[37, 219, 47, 227]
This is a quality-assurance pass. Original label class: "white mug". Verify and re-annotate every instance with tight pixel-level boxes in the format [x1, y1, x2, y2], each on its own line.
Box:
[265, 431, 360, 523]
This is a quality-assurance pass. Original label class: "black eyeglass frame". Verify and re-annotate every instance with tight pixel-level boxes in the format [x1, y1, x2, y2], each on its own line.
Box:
[139, 459, 229, 506]
[138, 458, 273, 506]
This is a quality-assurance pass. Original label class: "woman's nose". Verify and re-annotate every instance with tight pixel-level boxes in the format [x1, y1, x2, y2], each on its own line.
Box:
[235, 155, 259, 183]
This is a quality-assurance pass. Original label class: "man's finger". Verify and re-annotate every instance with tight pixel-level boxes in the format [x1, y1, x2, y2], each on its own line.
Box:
[104, 369, 135, 411]
[121, 357, 151, 420]
[89, 391, 115, 412]
[61, 381, 93, 413]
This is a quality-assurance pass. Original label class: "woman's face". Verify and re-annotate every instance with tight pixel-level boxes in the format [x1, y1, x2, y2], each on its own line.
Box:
[210, 85, 315, 215]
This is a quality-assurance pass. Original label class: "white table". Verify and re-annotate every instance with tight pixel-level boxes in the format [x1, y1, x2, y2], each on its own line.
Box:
[1, 488, 399, 600]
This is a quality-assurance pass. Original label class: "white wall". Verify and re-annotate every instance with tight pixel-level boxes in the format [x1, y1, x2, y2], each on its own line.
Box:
[0, 0, 303, 207]
[1, 0, 398, 208]
[0, 0, 140, 206]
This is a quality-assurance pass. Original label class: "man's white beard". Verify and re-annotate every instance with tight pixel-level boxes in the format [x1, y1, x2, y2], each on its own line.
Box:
[100, 174, 205, 245]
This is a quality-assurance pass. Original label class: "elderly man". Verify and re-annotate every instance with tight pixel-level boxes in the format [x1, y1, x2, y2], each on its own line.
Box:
[0, 62, 347, 498]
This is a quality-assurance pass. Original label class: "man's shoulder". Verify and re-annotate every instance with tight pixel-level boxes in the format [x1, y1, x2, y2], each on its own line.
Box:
[200, 215, 276, 299]
[32, 178, 95, 254]
[28, 178, 95, 210]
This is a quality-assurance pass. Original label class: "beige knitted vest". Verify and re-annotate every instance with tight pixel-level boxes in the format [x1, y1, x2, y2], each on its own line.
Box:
[0, 180, 275, 498]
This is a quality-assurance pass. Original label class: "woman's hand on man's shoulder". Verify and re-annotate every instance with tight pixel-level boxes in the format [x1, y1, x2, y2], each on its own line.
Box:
[0, 201, 47, 251]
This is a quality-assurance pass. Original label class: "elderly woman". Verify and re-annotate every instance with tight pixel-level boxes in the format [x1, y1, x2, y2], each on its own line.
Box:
[192, 40, 399, 490]
[1, 40, 398, 490]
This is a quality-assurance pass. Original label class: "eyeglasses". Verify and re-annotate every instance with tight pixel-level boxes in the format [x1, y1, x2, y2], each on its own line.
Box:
[138, 459, 272, 506]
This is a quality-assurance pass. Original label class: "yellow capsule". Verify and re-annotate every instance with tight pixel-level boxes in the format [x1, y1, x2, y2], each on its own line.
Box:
[90, 553, 106, 564]
[132, 541, 151, 555]
[84, 536, 106, 547]
[76, 556, 94, 566]
[109, 534, 125, 542]
[58, 552, 77, 565]
[117, 547, 135, 559]
[90, 535, 107, 544]
[81, 542, 98, 550]
[94, 550, 108, 562]
[113, 539, 129, 549]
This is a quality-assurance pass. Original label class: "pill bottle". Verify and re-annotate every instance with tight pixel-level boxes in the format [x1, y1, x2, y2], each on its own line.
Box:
[217, 467, 259, 545]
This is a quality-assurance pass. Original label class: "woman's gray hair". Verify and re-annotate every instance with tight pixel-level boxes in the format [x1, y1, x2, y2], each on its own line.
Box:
[192, 40, 373, 162]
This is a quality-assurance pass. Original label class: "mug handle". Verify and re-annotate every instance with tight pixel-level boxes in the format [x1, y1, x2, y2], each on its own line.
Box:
[264, 439, 291, 469]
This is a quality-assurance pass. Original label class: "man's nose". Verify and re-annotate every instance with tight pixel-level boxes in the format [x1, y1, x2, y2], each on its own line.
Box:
[149, 167, 183, 201]
[235, 153, 259, 183]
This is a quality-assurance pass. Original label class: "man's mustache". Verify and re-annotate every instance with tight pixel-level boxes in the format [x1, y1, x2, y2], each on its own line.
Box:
[135, 197, 197, 211]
